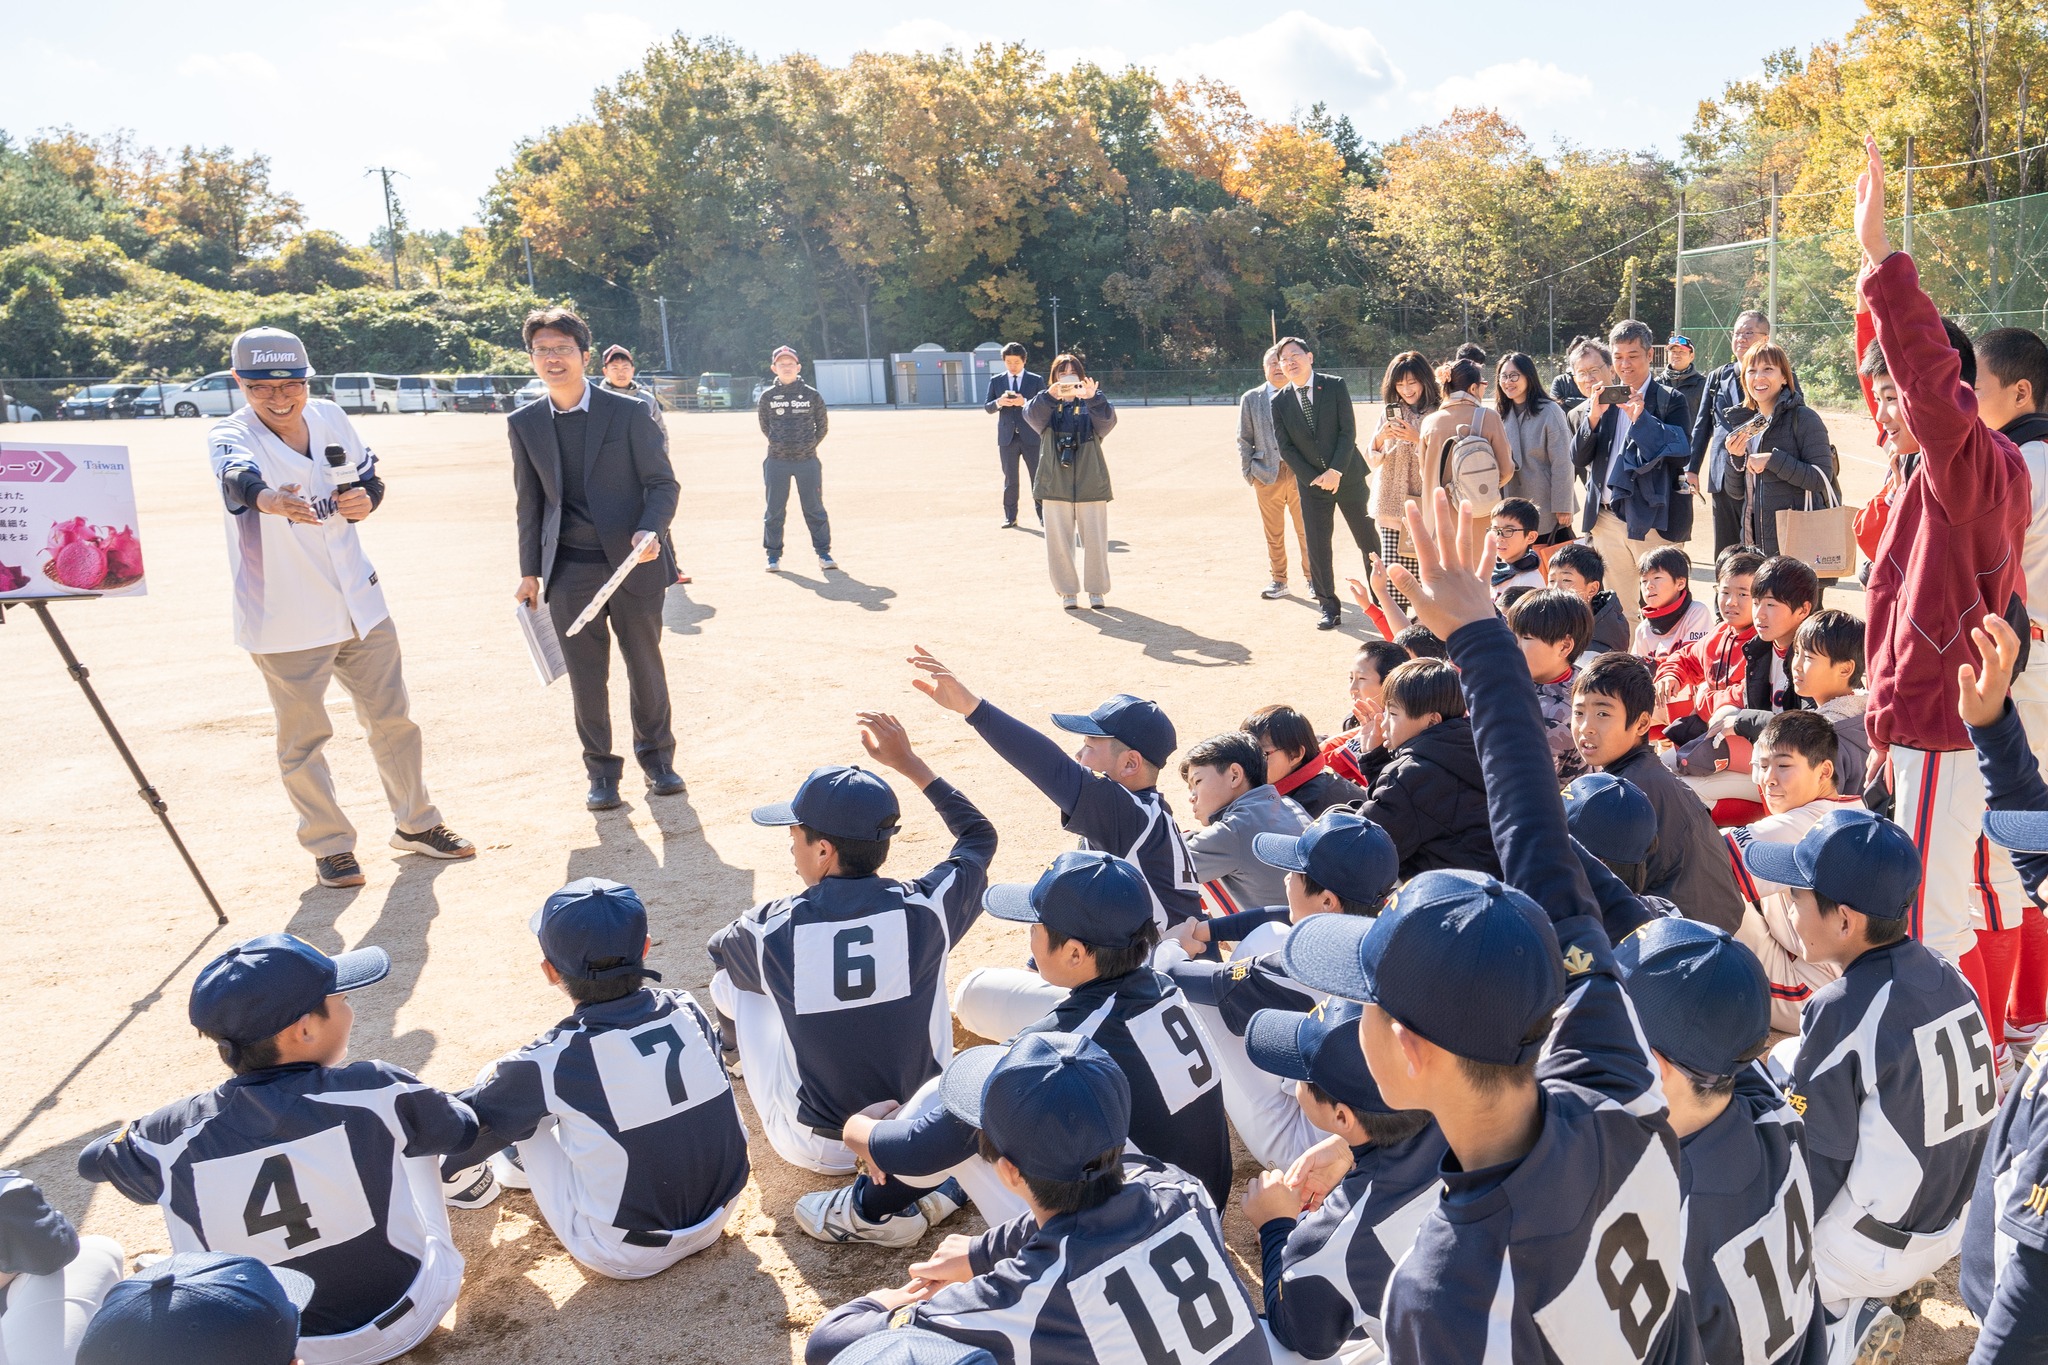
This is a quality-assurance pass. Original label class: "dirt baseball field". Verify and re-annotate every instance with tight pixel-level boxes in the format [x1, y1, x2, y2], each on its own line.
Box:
[0, 401, 1980, 1362]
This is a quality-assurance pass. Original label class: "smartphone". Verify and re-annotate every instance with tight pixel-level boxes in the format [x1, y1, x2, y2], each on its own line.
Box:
[1597, 383, 1632, 404]
[1384, 402, 1399, 424]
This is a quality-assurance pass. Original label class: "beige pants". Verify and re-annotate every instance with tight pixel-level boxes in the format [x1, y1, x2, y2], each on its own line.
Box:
[251, 618, 440, 857]
[1045, 500, 1110, 597]
[1590, 510, 1674, 629]
[1254, 467, 1310, 585]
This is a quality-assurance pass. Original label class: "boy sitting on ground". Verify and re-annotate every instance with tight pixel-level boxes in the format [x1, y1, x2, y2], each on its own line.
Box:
[1654, 546, 1762, 746]
[1631, 545, 1713, 660]
[1351, 657, 1498, 879]
[1727, 711, 1867, 1033]
[441, 878, 750, 1276]
[1244, 704, 1367, 819]
[1488, 497, 1547, 604]
[1573, 651, 1744, 929]
[1548, 541, 1632, 658]
[1240, 1000, 1447, 1362]
[706, 714, 990, 1245]
[1684, 555, 1823, 813]
[1505, 587, 1595, 782]
[1740, 810, 1996, 1362]
[1789, 609, 1871, 795]
[1180, 730, 1310, 919]
[1563, 771, 1657, 894]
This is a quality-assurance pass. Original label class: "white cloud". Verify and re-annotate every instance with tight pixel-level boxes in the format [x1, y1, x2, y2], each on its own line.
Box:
[1421, 58, 1596, 121]
[1155, 12, 1402, 121]
[175, 52, 280, 84]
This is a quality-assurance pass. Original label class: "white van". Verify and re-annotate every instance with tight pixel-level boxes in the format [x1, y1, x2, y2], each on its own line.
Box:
[332, 373, 399, 414]
[396, 376, 449, 413]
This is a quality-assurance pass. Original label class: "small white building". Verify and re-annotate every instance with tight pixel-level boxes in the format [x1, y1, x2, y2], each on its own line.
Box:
[813, 359, 888, 407]
[889, 342, 1008, 407]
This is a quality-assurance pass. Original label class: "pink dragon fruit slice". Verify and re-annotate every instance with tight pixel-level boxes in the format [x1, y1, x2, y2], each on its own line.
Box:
[101, 525, 144, 580]
[0, 561, 26, 592]
[45, 516, 94, 557]
[50, 539, 108, 589]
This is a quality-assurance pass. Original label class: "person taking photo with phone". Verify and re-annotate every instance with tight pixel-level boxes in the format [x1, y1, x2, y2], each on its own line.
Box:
[1023, 354, 1118, 610]
[1568, 323, 1694, 626]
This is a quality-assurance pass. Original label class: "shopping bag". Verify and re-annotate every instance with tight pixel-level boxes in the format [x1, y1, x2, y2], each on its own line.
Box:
[1775, 480, 1858, 579]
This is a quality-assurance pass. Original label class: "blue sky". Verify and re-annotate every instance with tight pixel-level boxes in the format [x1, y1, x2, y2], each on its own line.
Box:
[2, 1, 1867, 242]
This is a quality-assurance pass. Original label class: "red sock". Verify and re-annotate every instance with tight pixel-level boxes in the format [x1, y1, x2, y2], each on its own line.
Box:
[2012, 905, 2048, 1030]
[1976, 927, 2022, 1043]
[1958, 944, 1993, 1039]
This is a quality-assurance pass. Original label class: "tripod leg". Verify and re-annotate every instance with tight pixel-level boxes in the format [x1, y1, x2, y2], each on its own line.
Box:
[30, 602, 228, 924]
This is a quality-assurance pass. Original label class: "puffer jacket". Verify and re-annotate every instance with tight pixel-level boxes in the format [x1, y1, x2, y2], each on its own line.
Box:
[758, 381, 828, 459]
[1027, 392, 1118, 503]
[1729, 389, 1836, 559]
[1354, 715, 1498, 879]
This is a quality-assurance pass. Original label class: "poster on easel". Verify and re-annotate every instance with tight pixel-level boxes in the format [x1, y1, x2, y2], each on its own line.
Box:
[0, 442, 146, 599]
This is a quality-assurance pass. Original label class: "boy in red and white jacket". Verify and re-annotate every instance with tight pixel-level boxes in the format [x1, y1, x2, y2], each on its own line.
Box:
[1855, 138, 2031, 1055]
[1653, 545, 1762, 743]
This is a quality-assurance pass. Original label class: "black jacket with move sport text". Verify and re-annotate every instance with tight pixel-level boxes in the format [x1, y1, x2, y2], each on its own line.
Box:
[758, 381, 829, 459]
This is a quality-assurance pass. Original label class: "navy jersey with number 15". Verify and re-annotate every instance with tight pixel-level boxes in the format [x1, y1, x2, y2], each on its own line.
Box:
[707, 777, 995, 1133]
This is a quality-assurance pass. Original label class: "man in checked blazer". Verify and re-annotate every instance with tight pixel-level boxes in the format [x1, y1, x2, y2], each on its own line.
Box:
[510, 306, 682, 811]
[1272, 336, 1378, 630]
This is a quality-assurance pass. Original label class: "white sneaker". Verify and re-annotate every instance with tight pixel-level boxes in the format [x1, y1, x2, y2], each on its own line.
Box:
[766, 558, 781, 573]
[443, 1162, 501, 1210]
[1060, 594, 1078, 610]
[1088, 594, 1105, 609]
[793, 1183, 929, 1247]
[819, 555, 839, 571]
[914, 1179, 968, 1230]
[1260, 581, 1288, 599]
[490, 1148, 531, 1191]
[2008, 1018, 2045, 1050]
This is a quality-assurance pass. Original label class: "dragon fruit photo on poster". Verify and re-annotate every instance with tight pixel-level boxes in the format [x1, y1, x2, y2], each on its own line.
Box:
[0, 443, 147, 600]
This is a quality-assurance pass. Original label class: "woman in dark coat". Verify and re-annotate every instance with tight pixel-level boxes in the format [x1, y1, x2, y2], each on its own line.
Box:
[1728, 339, 1837, 562]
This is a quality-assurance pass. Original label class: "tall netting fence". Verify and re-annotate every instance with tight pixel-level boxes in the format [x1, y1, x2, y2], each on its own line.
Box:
[1680, 191, 2048, 407]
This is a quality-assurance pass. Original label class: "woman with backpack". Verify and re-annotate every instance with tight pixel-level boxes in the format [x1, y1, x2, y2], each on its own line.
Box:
[1420, 357, 1513, 544]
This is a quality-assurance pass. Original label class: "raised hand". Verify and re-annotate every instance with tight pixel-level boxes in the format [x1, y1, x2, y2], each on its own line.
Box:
[1384, 488, 1497, 640]
[1855, 133, 1892, 266]
[1959, 613, 2023, 729]
[857, 711, 933, 787]
[909, 647, 982, 716]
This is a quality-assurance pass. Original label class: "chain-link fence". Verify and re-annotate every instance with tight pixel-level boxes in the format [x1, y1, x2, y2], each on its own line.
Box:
[1679, 190, 2048, 406]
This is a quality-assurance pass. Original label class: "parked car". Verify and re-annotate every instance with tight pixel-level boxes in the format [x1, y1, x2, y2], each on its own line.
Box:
[59, 384, 149, 420]
[513, 378, 548, 409]
[128, 380, 185, 418]
[397, 376, 449, 413]
[2, 398, 44, 422]
[750, 380, 772, 404]
[451, 375, 515, 413]
[165, 373, 243, 418]
[332, 373, 399, 414]
[697, 372, 734, 409]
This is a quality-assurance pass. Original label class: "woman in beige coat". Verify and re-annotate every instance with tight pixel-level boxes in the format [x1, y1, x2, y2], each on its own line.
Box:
[1419, 357, 1513, 542]
[1365, 351, 1441, 590]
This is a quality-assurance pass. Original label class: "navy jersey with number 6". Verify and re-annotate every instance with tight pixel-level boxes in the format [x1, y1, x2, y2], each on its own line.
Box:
[707, 777, 995, 1134]
[1679, 1063, 1823, 1365]
[444, 987, 749, 1239]
[77, 1060, 477, 1338]
[806, 1156, 1270, 1365]
[1381, 617, 1701, 1365]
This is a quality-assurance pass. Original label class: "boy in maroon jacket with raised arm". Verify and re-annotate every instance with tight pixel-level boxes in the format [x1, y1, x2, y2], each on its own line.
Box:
[1856, 135, 2032, 1054]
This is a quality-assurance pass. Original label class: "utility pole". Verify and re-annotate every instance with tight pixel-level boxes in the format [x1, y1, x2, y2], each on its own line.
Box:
[1903, 135, 1916, 255]
[522, 236, 536, 290]
[365, 167, 405, 289]
[1547, 284, 1555, 358]
[858, 301, 874, 405]
[1767, 172, 1780, 333]
[1673, 191, 1686, 334]
[655, 296, 674, 373]
[1050, 295, 1061, 355]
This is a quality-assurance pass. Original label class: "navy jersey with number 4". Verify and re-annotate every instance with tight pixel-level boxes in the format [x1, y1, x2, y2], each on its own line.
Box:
[1679, 1063, 1824, 1365]
[707, 777, 995, 1134]
[806, 1156, 1269, 1365]
[1381, 617, 1701, 1365]
[444, 987, 749, 1238]
[77, 1060, 476, 1338]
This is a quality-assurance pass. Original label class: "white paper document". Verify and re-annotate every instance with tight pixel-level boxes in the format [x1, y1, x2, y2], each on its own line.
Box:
[515, 600, 567, 685]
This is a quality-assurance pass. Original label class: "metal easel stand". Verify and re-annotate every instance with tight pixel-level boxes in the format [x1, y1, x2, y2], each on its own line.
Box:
[2, 596, 227, 923]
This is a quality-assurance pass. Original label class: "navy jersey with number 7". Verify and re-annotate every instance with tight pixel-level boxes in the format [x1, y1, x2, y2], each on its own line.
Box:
[77, 1060, 477, 1338]
[707, 777, 995, 1133]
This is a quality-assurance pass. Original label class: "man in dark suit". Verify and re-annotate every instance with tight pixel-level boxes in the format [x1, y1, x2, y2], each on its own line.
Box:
[1567, 320, 1694, 628]
[983, 341, 1045, 527]
[510, 307, 683, 811]
[1272, 336, 1377, 630]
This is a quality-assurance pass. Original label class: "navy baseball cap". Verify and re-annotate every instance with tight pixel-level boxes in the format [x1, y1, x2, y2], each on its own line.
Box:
[189, 934, 389, 1046]
[230, 327, 312, 380]
[1245, 1000, 1394, 1114]
[1285, 869, 1565, 1066]
[985, 850, 1155, 948]
[1741, 808, 1922, 920]
[1253, 808, 1398, 908]
[752, 765, 902, 842]
[942, 1032, 1131, 1182]
[1563, 773, 1657, 866]
[1615, 918, 1769, 1078]
[1984, 810, 2048, 854]
[835, 1329, 997, 1365]
[528, 877, 660, 982]
[78, 1253, 313, 1365]
[1051, 694, 1177, 769]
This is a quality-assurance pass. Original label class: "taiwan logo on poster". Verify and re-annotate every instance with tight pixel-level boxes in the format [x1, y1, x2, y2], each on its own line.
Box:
[0, 443, 146, 600]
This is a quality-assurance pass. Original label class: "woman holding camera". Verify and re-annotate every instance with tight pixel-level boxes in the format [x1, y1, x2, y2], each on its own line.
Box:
[1024, 354, 1118, 609]
[1728, 339, 1834, 562]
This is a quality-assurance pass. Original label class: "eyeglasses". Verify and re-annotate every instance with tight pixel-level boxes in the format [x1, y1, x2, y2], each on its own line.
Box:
[529, 344, 582, 360]
[243, 381, 307, 399]
[1490, 523, 1530, 537]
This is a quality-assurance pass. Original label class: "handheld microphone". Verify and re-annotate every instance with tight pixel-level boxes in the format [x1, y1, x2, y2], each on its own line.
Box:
[324, 444, 359, 496]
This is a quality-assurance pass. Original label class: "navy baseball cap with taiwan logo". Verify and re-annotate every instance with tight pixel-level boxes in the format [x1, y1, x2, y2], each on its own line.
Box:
[1285, 868, 1566, 1065]
[942, 1031, 1131, 1181]
[751, 765, 902, 842]
[230, 327, 313, 380]
[188, 934, 390, 1047]
[1740, 808, 1923, 920]
[1051, 694, 1177, 769]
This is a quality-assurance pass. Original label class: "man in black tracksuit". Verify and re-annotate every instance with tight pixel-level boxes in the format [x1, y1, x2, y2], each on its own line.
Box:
[758, 345, 834, 572]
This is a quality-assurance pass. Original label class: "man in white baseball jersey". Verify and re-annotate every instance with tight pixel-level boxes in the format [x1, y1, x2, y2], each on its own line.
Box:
[207, 327, 473, 889]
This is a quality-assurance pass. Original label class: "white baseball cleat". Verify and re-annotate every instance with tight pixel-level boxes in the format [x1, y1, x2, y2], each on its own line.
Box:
[442, 1163, 501, 1210]
[793, 1183, 928, 1247]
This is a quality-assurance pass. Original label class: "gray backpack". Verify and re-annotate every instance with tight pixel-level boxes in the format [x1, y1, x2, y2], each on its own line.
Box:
[1440, 403, 1502, 510]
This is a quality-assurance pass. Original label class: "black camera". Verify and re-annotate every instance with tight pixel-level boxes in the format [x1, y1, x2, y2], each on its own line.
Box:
[1056, 430, 1081, 466]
